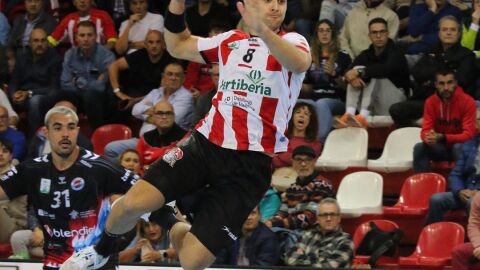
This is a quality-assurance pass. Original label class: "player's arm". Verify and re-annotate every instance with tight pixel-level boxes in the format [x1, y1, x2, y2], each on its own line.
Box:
[237, 0, 311, 73]
[0, 186, 8, 201]
[163, 0, 205, 64]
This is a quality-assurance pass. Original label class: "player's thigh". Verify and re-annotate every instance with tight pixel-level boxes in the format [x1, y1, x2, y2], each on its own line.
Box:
[121, 179, 165, 213]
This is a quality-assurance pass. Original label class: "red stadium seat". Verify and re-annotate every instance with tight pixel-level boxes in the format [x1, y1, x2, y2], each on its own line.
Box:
[0, 244, 12, 258]
[398, 222, 465, 269]
[383, 173, 446, 215]
[353, 220, 400, 268]
[91, 124, 132, 156]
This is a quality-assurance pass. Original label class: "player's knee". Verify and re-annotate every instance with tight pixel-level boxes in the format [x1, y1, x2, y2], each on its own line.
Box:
[180, 254, 212, 270]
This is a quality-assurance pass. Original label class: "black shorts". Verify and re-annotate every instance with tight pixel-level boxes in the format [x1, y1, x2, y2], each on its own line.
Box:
[143, 131, 272, 254]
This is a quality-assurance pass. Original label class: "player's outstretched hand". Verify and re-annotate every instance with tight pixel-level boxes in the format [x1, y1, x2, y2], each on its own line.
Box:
[237, 0, 268, 35]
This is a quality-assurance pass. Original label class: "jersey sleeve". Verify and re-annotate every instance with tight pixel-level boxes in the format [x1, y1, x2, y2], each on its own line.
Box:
[0, 164, 27, 200]
[197, 30, 241, 64]
[48, 16, 70, 46]
[282, 32, 310, 54]
[99, 158, 139, 195]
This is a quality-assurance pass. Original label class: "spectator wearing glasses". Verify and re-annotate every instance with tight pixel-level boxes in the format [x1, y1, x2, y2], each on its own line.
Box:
[265, 145, 335, 231]
[284, 198, 354, 268]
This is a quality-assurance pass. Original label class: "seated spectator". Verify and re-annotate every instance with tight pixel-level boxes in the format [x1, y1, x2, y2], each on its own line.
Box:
[7, 0, 57, 56]
[132, 62, 193, 134]
[183, 23, 228, 99]
[0, 86, 19, 129]
[47, 0, 117, 49]
[190, 62, 219, 128]
[185, 0, 236, 37]
[272, 102, 322, 169]
[426, 109, 480, 224]
[452, 192, 480, 269]
[0, 12, 10, 46]
[404, 0, 462, 54]
[266, 145, 335, 230]
[339, 0, 399, 58]
[319, 0, 353, 33]
[461, 0, 480, 57]
[284, 198, 354, 268]
[60, 21, 116, 130]
[0, 107, 25, 164]
[115, 0, 164, 55]
[119, 149, 142, 175]
[0, 139, 27, 245]
[109, 30, 173, 113]
[413, 67, 476, 172]
[334, 17, 408, 128]
[9, 207, 44, 260]
[26, 100, 93, 158]
[119, 219, 176, 263]
[301, 19, 351, 142]
[136, 100, 188, 167]
[391, 16, 476, 127]
[105, 98, 190, 163]
[215, 206, 280, 266]
[9, 28, 62, 137]
[96, 0, 129, 29]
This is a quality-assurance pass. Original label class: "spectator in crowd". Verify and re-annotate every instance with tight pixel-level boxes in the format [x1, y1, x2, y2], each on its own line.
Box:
[119, 149, 142, 175]
[283, 0, 322, 40]
[96, 0, 129, 29]
[9, 207, 44, 260]
[425, 107, 480, 224]
[461, 0, 480, 57]
[0, 106, 25, 164]
[319, 0, 353, 33]
[384, 0, 411, 37]
[136, 100, 188, 167]
[413, 67, 476, 173]
[215, 206, 280, 266]
[60, 21, 116, 130]
[48, 0, 117, 49]
[26, 100, 93, 158]
[267, 145, 335, 230]
[132, 62, 193, 134]
[190, 63, 219, 128]
[284, 198, 354, 268]
[0, 86, 18, 129]
[9, 28, 62, 137]
[334, 17, 408, 128]
[452, 192, 480, 269]
[185, 0, 236, 37]
[391, 16, 476, 127]
[105, 62, 193, 161]
[0, 12, 10, 46]
[8, 0, 57, 56]
[119, 219, 175, 263]
[301, 19, 351, 142]
[116, 0, 164, 55]
[339, 0, 399, 58]
[0, 139, 26, 244]
[109, 30, 173, 113]
[183, 23, 228, 99]
[405, 0, 462, 54]
[272, 102, 322, 169]
[259, 186, 281, 222]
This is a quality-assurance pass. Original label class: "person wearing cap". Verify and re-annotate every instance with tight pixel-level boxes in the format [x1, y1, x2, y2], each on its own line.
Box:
[265, 145, 335, 231]
[425, 102, 480, 225]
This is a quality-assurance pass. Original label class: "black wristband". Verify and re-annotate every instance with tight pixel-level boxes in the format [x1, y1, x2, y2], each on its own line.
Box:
[164, 9, 187, 33]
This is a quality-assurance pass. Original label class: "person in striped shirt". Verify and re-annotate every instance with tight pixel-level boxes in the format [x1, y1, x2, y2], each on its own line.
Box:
[61, 0, 311, 269]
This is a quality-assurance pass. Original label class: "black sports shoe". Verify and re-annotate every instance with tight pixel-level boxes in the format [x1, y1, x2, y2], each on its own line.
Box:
[148, 205, 179, 230]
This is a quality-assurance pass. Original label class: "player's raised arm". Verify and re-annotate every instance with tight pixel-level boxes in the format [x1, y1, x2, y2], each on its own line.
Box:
[164, 0, 205, 63]
[237, 0, 311, 73]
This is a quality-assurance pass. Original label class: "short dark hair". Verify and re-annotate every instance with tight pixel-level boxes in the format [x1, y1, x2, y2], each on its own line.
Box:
[0, 139, 13, 154]
[434, 66, 457, 81]
[368, 17, 388, 28]
[76, 21, 97, 34]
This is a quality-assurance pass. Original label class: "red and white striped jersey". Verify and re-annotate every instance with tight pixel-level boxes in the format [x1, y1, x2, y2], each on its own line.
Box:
[195, 30, 310, 154]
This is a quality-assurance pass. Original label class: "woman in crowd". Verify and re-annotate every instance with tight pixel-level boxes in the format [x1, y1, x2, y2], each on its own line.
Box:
[301, 19, 351, 142]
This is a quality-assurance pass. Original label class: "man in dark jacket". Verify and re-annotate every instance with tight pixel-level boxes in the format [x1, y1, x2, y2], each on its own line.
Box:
[334, 17, 409, 128]
[215, 206, 280, 266]
[9, 28, 62, 136]
[390, 15, 476, 127]
[413, 67, 477, 173]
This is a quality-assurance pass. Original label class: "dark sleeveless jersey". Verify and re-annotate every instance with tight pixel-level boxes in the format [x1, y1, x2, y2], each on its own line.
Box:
[0, 148, 138, 269]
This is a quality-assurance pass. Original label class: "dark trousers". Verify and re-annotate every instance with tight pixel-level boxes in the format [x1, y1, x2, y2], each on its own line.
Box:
[389, 99, 424, 127]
